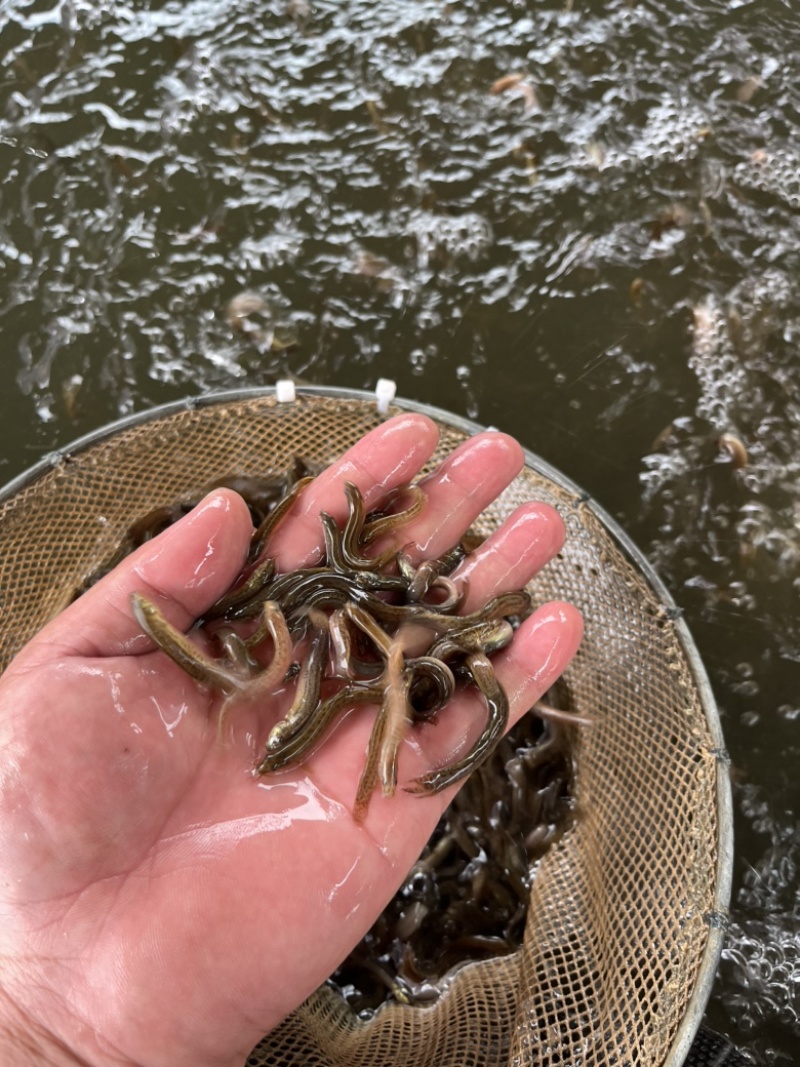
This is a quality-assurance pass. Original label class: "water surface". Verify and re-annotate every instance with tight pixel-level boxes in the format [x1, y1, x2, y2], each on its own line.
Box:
[1, 1, 798, 1062]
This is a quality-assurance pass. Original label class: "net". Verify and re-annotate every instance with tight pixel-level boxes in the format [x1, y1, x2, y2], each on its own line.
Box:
[0, 387, 732, 1067]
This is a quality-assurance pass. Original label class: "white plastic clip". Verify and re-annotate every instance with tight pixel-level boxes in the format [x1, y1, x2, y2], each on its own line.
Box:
[375, 378, 396, 415]
[275, 379, 296, 403]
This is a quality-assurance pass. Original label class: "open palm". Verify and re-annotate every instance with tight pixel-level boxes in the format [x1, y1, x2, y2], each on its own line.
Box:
[0, 414, 582, 1067]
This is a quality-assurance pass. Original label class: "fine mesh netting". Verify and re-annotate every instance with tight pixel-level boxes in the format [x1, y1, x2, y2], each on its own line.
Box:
[0, 389, 730, 1067]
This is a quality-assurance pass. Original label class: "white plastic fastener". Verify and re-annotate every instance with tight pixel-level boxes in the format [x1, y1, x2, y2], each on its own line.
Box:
[375, 378, 396, 415]
[275, 379, 296, 403]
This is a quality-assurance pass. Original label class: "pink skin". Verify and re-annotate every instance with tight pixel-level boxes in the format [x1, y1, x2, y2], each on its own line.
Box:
[0, 415, 583, 1067]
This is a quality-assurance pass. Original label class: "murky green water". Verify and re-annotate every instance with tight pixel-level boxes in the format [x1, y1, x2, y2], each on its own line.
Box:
[1, 0, 798, 1062]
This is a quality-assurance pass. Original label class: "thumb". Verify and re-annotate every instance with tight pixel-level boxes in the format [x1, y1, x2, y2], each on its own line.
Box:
[21, 489, 253, 663]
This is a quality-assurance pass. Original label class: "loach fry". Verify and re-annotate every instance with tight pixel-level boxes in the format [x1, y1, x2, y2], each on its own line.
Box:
[123, 470, 582, 822]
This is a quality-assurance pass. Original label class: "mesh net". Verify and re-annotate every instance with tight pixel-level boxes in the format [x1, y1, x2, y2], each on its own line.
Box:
[0, 390, 727, 1067]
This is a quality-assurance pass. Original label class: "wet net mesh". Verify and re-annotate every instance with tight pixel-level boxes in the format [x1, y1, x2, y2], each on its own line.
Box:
[0, 392, 725, 1067]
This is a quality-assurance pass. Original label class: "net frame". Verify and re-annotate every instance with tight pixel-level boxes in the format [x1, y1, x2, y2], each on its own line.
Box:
[0, 386, 733, 1067]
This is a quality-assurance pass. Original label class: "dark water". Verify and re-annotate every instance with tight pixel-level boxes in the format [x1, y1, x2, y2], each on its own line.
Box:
[1, 0, 798, 1063]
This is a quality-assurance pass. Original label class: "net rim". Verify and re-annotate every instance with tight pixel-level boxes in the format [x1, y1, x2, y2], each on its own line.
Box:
[0, 384, 733, 1066]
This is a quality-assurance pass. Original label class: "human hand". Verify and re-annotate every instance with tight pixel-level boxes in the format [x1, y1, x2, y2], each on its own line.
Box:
[0, 414, 582, 1067]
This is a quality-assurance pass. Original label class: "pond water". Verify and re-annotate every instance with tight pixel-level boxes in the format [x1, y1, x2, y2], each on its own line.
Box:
[1, 0, 798, 1063]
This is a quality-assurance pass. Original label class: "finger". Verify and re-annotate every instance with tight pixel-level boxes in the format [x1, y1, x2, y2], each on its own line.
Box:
[452, 503, 565, 613]
[496, 602, 584, 723]
[23, 490, 253, 663]
[266, 413, 440, 570]
[377, 431, 524, 562]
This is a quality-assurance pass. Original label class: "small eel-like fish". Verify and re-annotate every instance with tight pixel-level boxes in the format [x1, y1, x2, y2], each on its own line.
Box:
[327, 602, 389, 679]
[320, 483, 395, 571]
[265, 609, 330, 751]
[203, 556, 276, 622]
[404, 656, 455, 721]
[257, 684, 383, 774]
[226, 570, 356, 623]
[421, 574, 464, 613]
[406, 650, 509, 796]
[126, 502, 193, 545]
[321, 511, 394, 573]
[214, 626, 259, 675]
[344, 601, 392, 655]
[353, 637, 409, 820]
[429, 619, 515, 662]
[396, 551, 465, 613]
[131, 592, 244, 693]
[331, 586, 529, 634]
[355, 627, 461, 815]
[204, 476, 313, 622]
[352, 699, 385, 821]
[447, 590, 531, 628]
[250, 475, 314, 559]
[378, 633, 416, 800]
[224, 568, 407, 623]
[201, 461, 317, 534]
[217, 602, 293, 735]
[532, 701, 592, 727]
[328, 606, 356, 678]
[242, 597, 288, 652]
[360, 483, 426, 544]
